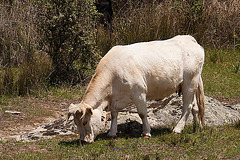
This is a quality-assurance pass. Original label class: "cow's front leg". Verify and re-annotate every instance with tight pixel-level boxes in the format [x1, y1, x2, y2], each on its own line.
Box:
[134, 93, 151, 138]
[138, 109, 151, 138]
[107, 111, 118, 137]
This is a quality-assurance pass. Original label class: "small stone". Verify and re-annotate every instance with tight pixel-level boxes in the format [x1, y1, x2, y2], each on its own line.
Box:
[5, 110, 21, 115]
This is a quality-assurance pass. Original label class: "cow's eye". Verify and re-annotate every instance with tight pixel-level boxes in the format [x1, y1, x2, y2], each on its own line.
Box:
[83, 121, 87, 126]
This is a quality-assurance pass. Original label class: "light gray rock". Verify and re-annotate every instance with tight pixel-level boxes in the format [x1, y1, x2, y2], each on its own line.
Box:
[204, 97, 240, 126]
[20, 118, 77, 141]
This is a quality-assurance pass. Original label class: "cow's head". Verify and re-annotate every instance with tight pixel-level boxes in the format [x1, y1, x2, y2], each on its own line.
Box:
[67, 103, 102, 143]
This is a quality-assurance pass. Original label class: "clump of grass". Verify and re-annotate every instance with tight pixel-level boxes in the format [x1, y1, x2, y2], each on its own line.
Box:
[209, 50, 225, 63]
[233, 119, 240, 129]
[232, 61, 240, 73]
[0, 51, 52, 96]
[17, 51, 52, 95]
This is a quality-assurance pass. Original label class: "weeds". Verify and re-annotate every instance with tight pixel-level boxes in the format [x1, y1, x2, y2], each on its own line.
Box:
[0, 1, 51, 95]
[233, 120, 240, 129]
[232, 61, 240, 73]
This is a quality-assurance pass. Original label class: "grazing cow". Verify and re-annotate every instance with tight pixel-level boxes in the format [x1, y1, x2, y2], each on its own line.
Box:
[67, 35, 205, 143]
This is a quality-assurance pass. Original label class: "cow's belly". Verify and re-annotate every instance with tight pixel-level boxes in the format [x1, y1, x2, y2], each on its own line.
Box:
[146, 85, 177, 100]
[145, 75, 182, 100]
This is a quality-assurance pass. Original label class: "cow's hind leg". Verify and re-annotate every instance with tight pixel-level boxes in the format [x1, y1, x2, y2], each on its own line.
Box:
[173, 91, 194, 133]
[133, 93, 151, 138]
[173, 77, 198, 133]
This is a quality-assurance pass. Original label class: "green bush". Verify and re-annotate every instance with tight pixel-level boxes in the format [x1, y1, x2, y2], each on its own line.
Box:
[37, 0, 101, 85]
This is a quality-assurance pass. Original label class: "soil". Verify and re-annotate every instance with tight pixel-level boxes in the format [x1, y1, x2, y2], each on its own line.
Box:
[0, 96, 78, 141]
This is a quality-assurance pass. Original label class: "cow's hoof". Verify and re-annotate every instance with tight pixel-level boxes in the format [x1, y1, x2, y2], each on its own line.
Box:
[173, 128, 181, 134]
[143, 135, 151, 139]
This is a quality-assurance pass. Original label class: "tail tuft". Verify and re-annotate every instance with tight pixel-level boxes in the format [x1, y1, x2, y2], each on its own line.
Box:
[196, 76, 205, 126]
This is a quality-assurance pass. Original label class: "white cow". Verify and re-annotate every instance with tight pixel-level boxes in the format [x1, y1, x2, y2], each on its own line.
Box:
[67, 35, 205, 143]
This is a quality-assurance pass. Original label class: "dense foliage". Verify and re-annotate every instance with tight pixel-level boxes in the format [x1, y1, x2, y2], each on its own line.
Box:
[37, 0, 101, 85]
[0, 0, 239, 95]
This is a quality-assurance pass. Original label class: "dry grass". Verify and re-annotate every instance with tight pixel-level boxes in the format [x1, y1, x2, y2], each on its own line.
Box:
[97, 0, 240, 53]
[0, 1, 39, 66]
[0, 1, 52, 95]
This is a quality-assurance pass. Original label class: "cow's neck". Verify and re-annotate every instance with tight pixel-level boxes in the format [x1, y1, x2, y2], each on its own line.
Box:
[82, 72, 112, 111]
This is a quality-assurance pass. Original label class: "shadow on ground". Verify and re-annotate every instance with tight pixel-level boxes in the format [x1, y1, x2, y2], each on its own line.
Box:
[58, 120, 172, 146]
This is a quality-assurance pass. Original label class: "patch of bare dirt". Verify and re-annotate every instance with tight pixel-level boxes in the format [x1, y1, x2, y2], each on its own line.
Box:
[0, 96, 78, 142]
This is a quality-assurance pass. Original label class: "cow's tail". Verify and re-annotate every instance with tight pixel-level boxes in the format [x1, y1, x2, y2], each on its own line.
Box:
[196, 76, 205, 126]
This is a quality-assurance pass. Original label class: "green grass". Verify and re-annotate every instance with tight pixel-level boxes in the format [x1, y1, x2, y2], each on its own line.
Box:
[202, 49, 240, 101]
[1, 123, 240, 159]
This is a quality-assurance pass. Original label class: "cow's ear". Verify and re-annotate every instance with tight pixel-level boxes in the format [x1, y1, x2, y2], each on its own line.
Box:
[66, 103, 79, 123]
[86, 107, 93, 115]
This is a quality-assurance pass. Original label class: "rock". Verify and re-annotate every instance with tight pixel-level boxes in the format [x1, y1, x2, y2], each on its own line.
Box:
[204, 98, 240, 126]
[20, 118, 77, 141]
[5, 110, 21, 115]
[18, 95, 240, 141]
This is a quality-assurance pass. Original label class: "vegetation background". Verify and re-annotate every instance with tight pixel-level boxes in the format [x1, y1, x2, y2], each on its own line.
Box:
[0, 0, 239, 99]
[0, 0, 240, 159]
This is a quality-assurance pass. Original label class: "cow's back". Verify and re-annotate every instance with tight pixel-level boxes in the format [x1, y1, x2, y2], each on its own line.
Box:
[97, 35, 204, 100]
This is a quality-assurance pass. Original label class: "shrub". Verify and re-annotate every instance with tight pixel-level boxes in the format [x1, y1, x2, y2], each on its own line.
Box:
[37, 0, 101, 85]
